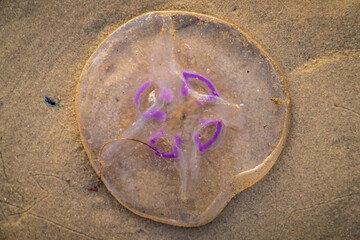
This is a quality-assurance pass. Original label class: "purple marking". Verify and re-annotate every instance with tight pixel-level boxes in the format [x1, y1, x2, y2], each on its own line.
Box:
[199, 118, 208, 125]
[150, 137, 179, 158]
[174, 135, 183, 148]
[142, 108, 166, 122]
[201, 120, 220, 128]
[206, 95, 216, 102]
[194, 120, 223, 153]
[134, 80, 151, 106]
[195, 100, 202, 106]
[152, 145, 179, 158]
[181, 72, 219, 97]
[149, 131, 182, 159]
[160, 88, 173, 103]
[180, 83, 189, 96]
[158, 145, 179, 158]
[196, 95, 216, 106]
[149, 129, 165, 145]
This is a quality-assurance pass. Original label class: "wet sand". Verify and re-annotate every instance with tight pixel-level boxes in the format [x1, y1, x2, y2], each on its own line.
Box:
[0, 0, 359, 239]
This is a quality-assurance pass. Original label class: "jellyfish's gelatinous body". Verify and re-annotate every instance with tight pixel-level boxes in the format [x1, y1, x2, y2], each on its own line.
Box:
[76, 11, 290, 226]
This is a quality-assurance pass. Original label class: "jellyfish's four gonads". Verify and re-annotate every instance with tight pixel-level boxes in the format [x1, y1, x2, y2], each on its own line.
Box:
[76, 11, 290, 226]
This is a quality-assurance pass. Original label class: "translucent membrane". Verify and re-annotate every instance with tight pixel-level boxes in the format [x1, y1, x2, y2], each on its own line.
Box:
[76, 11, 290, 226]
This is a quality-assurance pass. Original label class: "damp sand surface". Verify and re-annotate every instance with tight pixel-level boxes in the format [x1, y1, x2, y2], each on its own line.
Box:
[0, 0, 359, 239]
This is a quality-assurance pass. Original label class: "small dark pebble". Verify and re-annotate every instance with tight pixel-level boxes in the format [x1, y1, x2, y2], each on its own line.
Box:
[44, 96, 56, 106]
[0, 102, 3, 107]
[182, 112, 186, 120]
[88, 185, 98, 192]
[115, 97, 119, 102]
[135, 229, 146, 234]
[44, 225, 48, 229]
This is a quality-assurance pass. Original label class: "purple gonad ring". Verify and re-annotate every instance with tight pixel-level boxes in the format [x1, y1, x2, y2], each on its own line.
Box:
[149, 129, 183, 159]
[194, 120, 223, 153]
[181, 72, 219, 97]
[133, 80, 167, 121]
[134, 80, 151, 106]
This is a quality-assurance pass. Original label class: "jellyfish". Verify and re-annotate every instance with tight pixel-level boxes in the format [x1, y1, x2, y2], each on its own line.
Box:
[76, 11, 290, 226]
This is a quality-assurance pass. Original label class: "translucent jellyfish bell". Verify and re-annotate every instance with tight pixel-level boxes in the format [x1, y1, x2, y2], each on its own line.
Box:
[76, 11, 290, 226]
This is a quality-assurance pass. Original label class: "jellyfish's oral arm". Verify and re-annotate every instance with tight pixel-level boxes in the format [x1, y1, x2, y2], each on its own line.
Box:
[142, 107, 167, 122]
[187, 119, 225, 182]
[148, 130, 189, 201]
[179, 72, 243, 191]
[205, 97, 244, 129]
[149, 21, 183, 92]
[120, 102, 165, 140]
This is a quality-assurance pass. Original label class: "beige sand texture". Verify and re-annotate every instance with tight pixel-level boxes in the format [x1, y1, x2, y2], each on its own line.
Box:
[0, 0, 359, 239]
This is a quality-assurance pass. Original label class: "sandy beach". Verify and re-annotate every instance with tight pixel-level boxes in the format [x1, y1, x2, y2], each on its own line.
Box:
[1, 0, 359, 239]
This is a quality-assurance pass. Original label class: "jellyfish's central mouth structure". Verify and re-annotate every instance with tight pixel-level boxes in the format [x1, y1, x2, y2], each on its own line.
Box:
[76, 11, 290, 227]
[128, 70, 238, 199]
[135, 72, 229, 158]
